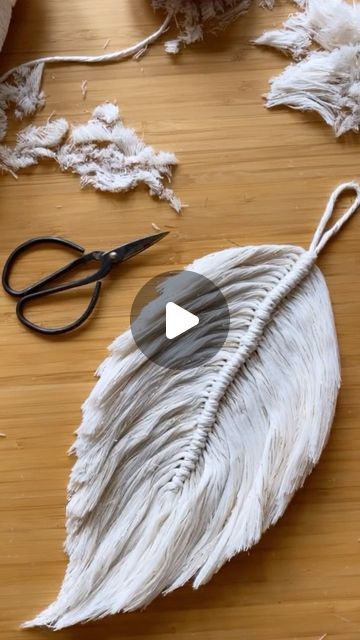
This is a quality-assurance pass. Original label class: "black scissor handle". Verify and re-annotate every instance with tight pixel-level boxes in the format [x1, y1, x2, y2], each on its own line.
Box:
[2, 232, 169, 336]
[2, 236, 104, 335]
[16, 280, 102, 336]
[2, 236, 85, 297]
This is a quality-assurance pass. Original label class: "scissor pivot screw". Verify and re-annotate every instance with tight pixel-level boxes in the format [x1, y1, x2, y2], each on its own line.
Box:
[109, 251, 118, 261]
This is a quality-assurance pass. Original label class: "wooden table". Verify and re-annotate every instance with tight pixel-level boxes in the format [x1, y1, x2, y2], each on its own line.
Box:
[1, 1, 359, 639]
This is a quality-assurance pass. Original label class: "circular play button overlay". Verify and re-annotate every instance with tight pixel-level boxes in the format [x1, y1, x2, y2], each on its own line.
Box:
[130, 270, 230, 371]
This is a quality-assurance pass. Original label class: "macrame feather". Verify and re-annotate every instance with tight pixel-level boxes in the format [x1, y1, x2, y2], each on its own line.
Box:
[24, 182, 360, 630]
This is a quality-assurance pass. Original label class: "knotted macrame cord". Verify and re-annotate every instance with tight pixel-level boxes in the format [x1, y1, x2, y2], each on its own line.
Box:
[168, 182, 360, 489]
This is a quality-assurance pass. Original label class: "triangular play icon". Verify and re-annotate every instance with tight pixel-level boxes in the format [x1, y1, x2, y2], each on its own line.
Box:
[165, 302, 199, 340]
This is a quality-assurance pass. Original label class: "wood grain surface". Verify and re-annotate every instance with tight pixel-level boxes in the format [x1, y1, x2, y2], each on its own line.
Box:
[1, 1, 360, 639]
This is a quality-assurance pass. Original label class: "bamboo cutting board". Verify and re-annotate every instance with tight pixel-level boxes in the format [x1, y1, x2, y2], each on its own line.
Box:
[0, 1, 359, 639]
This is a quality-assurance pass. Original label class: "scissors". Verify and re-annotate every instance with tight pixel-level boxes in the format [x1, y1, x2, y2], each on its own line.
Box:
[2, 232, 168, 336]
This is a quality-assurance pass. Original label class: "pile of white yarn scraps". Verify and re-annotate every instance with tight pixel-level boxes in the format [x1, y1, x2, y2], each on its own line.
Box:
[256, 0, 360, 136]
[2, 102, 181, 210]
[0, 3, 181, 210]
[0, 0, 274, 209]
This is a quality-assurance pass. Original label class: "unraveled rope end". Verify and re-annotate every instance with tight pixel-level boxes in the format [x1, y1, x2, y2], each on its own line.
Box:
[256, 0, 360, 136]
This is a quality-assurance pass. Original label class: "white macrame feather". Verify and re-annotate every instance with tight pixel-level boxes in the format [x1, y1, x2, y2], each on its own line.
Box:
[23, 182, 360, 630]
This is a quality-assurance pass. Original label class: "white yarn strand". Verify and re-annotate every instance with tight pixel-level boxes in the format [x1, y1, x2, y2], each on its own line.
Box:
[0, 13, 173, 85]
[0, 0, 275, 84]
[23, 183, 360, 630]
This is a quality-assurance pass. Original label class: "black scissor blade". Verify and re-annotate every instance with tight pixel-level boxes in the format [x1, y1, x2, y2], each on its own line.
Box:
[108, 232, 169, 264]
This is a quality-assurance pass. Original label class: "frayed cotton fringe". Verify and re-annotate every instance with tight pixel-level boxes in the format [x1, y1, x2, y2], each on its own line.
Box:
[266, 45, 360, 137]
[0, 117, 69, 175]
[256, 0, 360, 135]
[0, 64, 45, 143]
[57, 103, 182, 211]
[153, 0, 274, 54]
[256, 0, 360, 58]
[0, 99, 181, 211]
[23, 182, 360, 629]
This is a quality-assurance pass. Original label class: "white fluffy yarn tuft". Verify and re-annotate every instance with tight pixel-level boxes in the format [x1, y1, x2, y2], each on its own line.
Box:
[265, 45, 360, 137]
[256, 0, 360, 135]
[23, 182, 360, 630]
[0, 64, 45, 143]
[256, 0, 360, 57]
[0, 102, 181, 211]
[0, 0, 15, 53]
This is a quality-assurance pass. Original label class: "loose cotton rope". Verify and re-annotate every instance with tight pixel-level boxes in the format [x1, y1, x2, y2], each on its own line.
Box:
[0, 13, 173, 84]
[0, 0, 275, 84]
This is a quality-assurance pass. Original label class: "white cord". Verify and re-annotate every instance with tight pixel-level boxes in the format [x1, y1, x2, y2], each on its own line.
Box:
[0, 13, 173, 84]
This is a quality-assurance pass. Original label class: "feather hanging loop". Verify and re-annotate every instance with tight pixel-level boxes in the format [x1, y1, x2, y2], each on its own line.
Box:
[24, 182, 360, 630]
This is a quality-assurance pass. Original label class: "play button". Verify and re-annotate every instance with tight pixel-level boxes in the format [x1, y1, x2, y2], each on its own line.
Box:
[166, 302, 199, 339]
[130, 270, 230, 371]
